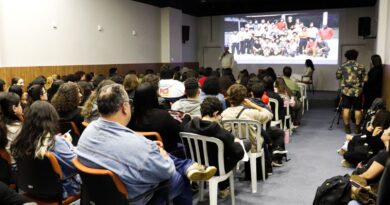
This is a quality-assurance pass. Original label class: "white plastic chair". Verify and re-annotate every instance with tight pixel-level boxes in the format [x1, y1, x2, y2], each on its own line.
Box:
[279, 94, 293, 134]
[179, 132, 236, 205]
[297, 83, 309, 113]
[221, 119, 265, 193]
[268, 98, 283, 129]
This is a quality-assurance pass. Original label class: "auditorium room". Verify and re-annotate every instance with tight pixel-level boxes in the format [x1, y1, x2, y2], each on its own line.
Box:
[0, 0, 390, 204]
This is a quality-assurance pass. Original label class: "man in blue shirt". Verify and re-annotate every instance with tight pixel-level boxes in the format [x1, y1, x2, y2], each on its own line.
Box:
[76, 84, 216, 204]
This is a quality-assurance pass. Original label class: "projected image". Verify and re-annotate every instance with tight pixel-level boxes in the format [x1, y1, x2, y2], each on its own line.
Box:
[224, 11, 339, 64]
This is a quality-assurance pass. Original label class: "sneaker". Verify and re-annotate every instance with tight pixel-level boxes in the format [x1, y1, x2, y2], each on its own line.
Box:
[341, 159, 354, 168]
[337, 149, 346, 156]
[272, 148, 288, 155]
[185, 163, 217, 181]
[272, 161, 283, 167]
[219, 187, 230, 199]
[267, 172, 273, 176]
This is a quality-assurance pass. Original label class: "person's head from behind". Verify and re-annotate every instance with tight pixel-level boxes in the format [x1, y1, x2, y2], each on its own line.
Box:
[8, 85, 23, 98]
[110, 74, 124, 84]
[275, 77, 292, 96]
[27, 84, 47, 106]
[263, 75, 275, 91]
[97, 84, 131, 126]
[51, 82, 82, 113]
[133, 83, 159, 119]
[204, 67, 213, 77]
[160, 67, 175, 80]
[47, 80, 65, 102]
[11, 101, 59, 159]
[251, 82, 265, 98]
[109, 67, 118, 77]
[184, 78, 200, 98]
[283, 66, 292, 78]
[0, 79, 5, 92]
[202, 76, 220, 95]
[371, 110, 390, 130]
[123, 74, 139, 93]
[81, 80, 115, 118]
[11, 77, 24, 87]
[371, 54, 383, 68]
[219, 76, 234, 97]
[305, 59, 314, 70]
[345, 49, 358, 61]
[78, 81, 93, 105]
[200, 97, 223, 122]
[226, 84, 247, 106]
[142, 74, 160, 94]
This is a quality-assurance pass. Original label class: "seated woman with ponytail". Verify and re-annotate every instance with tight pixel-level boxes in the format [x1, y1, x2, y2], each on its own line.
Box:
[11, 101, 80, 198]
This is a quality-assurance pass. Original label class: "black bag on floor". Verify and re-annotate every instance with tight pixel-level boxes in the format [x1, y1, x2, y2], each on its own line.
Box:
[313, 174, 351, 205]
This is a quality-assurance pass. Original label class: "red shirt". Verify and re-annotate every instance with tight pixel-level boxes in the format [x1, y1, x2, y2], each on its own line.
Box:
[198, 76, 207, 86]
[262, 92, 269, 104]
[276, 22, 287, 30]
[319, 28, 334, 40]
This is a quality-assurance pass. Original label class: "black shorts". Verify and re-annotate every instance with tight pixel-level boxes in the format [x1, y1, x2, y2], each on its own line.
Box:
[341, 95, 362, 110]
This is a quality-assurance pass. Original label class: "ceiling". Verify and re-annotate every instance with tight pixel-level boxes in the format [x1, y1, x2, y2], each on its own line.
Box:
[133, 0, 377, 16]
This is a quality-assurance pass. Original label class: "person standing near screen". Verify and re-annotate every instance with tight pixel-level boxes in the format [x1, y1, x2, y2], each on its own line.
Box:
[336, 49, 367, 134]
[219, 46, 235, 76]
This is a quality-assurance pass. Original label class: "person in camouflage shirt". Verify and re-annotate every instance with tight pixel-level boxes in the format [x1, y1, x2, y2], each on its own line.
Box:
[336, 49, 367, 134]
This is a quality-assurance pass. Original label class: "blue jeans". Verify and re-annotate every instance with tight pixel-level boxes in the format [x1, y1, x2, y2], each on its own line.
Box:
[154, 154, 193, 205]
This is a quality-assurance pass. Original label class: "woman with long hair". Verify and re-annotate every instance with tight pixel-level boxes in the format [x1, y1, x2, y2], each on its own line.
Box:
[128, 82, 182, 155]
[27, 84, 48, 107]
[11, 101, 80, 198]
[275, 77, 295, 107]
[291, 59, 315, 82]
[123, 74, 139, 99]
[0, 93, 23, 163]
[363, 54, 383, 109]
[11, 77, 24, 88]
[51, 82, 84, 134]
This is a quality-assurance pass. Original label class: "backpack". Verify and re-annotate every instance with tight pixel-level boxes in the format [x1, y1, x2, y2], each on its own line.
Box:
[313, 174, 351, 205]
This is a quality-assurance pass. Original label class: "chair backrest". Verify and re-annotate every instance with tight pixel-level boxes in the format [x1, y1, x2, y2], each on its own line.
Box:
[15, 152, 63, 200]
[135, 131, 163, 143]
[297, 83, 307, 98]
[221, 119, 263, 153]
[179, 132, 227, 175]
[72, 158, 129, 205]
[268, 98, 280, 120]
[59, 121, 80, 146]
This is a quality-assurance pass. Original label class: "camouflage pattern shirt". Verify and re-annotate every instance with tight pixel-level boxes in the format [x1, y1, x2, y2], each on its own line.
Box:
[336, 60, 367, 97]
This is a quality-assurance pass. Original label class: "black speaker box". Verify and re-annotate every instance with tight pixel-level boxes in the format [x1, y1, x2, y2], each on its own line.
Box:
[358, 17, 371, 37]
[182, 25, 190, 43]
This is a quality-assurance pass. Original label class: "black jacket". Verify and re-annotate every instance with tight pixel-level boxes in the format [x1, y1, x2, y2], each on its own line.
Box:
[184, 118, 244, 175]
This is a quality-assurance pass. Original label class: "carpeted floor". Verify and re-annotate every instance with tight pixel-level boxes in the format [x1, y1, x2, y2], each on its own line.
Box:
[196, 91, 355, 205]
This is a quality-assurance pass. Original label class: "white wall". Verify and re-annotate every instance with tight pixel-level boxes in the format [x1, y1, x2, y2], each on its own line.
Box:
[197, 7, 377, 91]
[182, 14, 198, 62]
[0, 0, 163, 66]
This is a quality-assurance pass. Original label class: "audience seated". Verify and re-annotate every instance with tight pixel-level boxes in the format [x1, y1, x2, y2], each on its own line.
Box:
[128, 83, 184, 154]
[26, 84, 48, 107]
[282, 66, 301, 98]
[275, 77, 302, 125]
[11, 101, 81, 198]
[47, 80, 64, 102]
[123, 74, 139, 99]
[77, 80, 93, 106]
[184, 97, 251, 197]
[158, 67, 185, 101]
[0, 93, 23, 164]
[81, 80, 115, 123]
[8, 85, 23, 98]
[0, 79, 5, 92]
[76, 84, 216, 205]
[198, 67, 212, 86]
[11, 77, 24, 88]
[263, 76, 287, 125]
[200, 76, 227, 109]
[142, 74, 171, 110]
[171, 78, 201, 118]
[51, 82, 85, 135]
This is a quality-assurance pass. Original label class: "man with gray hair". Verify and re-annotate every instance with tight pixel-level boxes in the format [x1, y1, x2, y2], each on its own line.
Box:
[76, 84, 216, 204]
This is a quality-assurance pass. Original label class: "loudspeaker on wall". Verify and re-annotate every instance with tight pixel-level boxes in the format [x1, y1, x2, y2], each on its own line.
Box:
[358, 17, 371, 37]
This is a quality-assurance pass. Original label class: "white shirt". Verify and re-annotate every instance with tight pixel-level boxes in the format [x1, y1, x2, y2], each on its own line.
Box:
[219, 53, 234, 69]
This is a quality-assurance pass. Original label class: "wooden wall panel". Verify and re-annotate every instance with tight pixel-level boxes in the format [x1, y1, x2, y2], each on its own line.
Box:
[0, 62, 198, 89]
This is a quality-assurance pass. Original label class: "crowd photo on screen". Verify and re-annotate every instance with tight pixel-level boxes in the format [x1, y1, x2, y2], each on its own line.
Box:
[224, 11, 339, 64]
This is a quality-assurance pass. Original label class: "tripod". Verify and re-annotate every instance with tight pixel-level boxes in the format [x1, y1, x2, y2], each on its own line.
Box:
[329, 94, 343, 130]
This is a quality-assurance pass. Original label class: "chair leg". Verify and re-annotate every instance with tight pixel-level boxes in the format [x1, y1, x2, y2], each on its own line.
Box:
[229, 175, 236, 205]
[209, 179, 218, 205]
[261, 153, 266, 182]
[302, 100, 305, 115]
[306, 99, 309, 111]
[249, 155, 257, 193]
[199, 181, 205, 201]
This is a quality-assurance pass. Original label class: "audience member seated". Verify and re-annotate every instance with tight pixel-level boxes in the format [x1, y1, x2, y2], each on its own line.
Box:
[158, 67, 185, 102]
[184, 97, 251, 197]
[221, 84, 273, 152]
[275, 77, 302, 125]
[250, 82, 270, 110]
[339, 110, 390, 167]
[0, 93, 23, 165]
[142, 74, 171, 110]
[171, 78, 201, 118]
[0, 79, 5, 92]
[11, 77, 24, 88]
[26, 84, 48, 107]
[11, 101, 81, 198]
[198, 67, 212, 86]
[200, 76, 227, 109]
[123, 74, 139, 99]
[263, 76, 286, 125]
[51, 82, 85, 135]
[128, 83, 184, 155]
[77, 80, 93, 106]
[81, 80, 115, 123]
[282, 66, 301, 99]
[47, 80, 65, 102]
[292, 59, 315, 82]
[8, 85, 23, 98]
[0, 181, 35, 205]
[76, 84, 216, 205]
